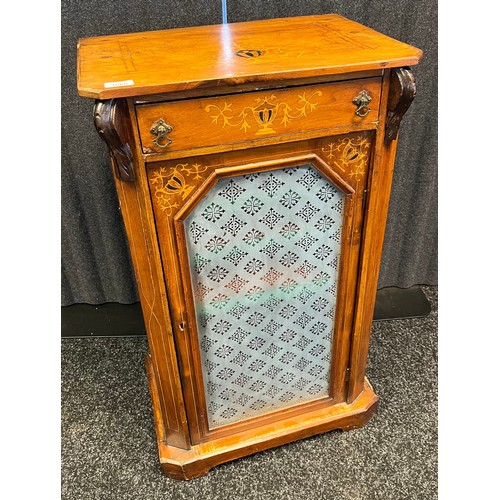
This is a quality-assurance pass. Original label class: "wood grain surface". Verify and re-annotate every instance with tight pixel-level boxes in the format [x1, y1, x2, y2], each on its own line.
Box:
[77, 14, 422, 99]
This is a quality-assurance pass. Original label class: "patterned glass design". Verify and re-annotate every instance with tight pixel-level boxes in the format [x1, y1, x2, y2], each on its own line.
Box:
[185, 165, 345, 428]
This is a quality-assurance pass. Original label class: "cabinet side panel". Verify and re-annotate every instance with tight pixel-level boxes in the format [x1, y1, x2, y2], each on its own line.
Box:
[114, 176, 190, 449]
[347, 70, 398, 402]
[108, 99, 191, 449]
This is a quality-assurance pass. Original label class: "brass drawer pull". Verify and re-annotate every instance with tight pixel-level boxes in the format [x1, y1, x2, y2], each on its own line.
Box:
[150, 118, 173, 148]
[352, 90, 372, 117]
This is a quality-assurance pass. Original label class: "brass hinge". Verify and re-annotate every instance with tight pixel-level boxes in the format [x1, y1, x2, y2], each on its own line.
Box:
[362, 189, 368, 212]
[345, 367, 351, 384]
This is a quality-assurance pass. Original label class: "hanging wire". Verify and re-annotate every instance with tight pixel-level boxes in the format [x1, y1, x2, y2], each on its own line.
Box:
[222, 0, 228, 24]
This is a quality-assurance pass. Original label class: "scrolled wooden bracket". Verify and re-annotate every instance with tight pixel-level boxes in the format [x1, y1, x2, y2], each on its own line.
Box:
[93, 99, 135, 181]
[385, 67, 417, 143]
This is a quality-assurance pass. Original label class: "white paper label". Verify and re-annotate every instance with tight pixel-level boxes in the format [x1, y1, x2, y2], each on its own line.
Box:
[104, 79, 135, 88]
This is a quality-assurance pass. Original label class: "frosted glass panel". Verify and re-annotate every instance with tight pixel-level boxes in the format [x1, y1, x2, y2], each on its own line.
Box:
[185, 165, 344, 429]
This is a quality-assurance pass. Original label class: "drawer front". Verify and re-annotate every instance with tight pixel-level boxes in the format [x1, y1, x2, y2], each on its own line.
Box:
[136, 78, 381, 155]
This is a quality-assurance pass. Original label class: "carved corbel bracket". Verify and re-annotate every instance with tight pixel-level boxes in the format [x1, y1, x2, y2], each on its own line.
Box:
[385, 67, 417, 143]
[93, 99, 135, 181]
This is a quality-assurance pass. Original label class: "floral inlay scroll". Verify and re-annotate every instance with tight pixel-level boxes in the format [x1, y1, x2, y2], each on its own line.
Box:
[150, 134, 371, 216]
[150, 163, 207, 215]
[322, 135, 371, 182]
[205, 91, 323, 136]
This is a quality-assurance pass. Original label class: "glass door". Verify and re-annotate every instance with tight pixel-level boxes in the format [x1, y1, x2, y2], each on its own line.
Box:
[183, 164, 345, 429]
[148, 133, 372, 442]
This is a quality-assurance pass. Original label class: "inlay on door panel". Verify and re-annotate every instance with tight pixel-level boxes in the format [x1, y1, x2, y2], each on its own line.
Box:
[78, 13, 421, 479]
[147, 133, 371, 441]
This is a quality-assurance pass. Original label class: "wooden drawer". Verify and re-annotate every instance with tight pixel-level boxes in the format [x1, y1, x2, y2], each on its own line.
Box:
[136, 78, 381, 156]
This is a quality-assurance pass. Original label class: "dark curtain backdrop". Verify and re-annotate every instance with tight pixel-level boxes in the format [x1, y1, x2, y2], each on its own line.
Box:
[61, 0, 437, 306]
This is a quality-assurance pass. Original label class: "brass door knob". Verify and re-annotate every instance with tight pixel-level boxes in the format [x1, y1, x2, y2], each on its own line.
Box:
[150, 119, 173, 148]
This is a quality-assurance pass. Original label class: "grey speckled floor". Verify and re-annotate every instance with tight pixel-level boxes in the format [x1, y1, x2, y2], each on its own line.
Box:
[61, 287, 437, 500]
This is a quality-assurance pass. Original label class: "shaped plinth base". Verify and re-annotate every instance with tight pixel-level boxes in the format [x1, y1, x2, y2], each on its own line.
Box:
[146, 356, 378, 480]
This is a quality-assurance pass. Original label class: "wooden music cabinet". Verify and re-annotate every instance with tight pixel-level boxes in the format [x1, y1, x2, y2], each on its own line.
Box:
[77, 14, 421, 480]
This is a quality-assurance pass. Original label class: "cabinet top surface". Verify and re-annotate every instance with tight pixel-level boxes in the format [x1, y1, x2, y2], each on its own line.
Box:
[77, 14, 422, 99]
